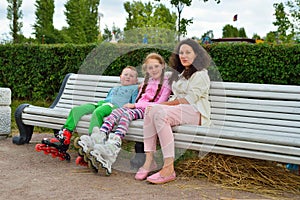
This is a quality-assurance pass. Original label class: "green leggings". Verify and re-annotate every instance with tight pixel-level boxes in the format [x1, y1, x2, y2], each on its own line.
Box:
[63, 100, 117, 135]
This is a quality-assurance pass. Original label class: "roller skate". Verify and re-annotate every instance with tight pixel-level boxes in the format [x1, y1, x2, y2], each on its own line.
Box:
[74, 127, 107, 169]
[90, 133, 122, 175]
[35, 129, 72, 161]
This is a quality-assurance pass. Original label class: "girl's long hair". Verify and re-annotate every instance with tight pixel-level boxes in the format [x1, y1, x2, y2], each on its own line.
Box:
[135, 53, 166, 103]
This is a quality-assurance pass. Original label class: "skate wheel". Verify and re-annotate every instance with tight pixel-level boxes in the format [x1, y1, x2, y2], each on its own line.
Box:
[90, 157, 100, 170]
[105, 169, 111, 176]
[78, 148, 84, 156]
[83, 154, 89, 163]
[59, 156, 65, 161]
[88, 160, 98, 173]
[83, 149, 91, 162]
[75, 156, 83, 165]
[35, 144, 43, 152]
[65, 153, 71, 161]
[73, 137, 81, 149]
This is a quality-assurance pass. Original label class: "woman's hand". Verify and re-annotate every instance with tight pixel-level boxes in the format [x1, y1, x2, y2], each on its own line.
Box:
[123, 103, 135, 108]
[145, 106, 152, 115]
[160, 98, 188, 106]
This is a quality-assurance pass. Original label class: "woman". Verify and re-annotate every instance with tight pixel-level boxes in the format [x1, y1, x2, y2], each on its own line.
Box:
[135, 38, 212, 184]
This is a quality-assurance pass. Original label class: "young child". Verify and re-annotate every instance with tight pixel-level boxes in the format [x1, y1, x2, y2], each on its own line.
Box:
[35, 66, 139, 161]
[88, 53, 172, 175]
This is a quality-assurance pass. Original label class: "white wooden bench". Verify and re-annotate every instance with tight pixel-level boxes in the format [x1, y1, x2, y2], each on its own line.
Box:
[13, 73, 300, 166]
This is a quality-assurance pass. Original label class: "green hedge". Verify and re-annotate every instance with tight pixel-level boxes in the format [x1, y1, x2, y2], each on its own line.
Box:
[208, 43, 300, 84]
[0, 42, 299, 101]
[0, 44, 94, 100]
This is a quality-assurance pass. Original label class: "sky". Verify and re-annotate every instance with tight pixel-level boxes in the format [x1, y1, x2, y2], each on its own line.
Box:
[0, 0, 284, 41]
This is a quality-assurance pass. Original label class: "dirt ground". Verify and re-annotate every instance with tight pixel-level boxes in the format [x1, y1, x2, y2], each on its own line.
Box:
[0, 133, 299, 200]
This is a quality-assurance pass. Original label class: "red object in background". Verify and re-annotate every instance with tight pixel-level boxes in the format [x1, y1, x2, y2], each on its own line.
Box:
[233, 14, 238, 21]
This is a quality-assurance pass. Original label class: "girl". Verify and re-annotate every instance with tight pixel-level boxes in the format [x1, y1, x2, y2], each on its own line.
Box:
[89, 52, 172, 175]
[135, 39, 212, 184]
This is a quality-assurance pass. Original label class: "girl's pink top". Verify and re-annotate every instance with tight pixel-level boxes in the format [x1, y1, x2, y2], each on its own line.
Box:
[134, 76, 171, 109]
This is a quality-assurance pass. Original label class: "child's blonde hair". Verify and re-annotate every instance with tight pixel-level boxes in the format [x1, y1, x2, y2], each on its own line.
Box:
[122, 66, 138, 78]
[135, 53, 166, 102]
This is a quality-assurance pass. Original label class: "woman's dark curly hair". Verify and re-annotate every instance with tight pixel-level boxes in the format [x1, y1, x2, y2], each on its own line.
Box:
[168, 38, 212, 84]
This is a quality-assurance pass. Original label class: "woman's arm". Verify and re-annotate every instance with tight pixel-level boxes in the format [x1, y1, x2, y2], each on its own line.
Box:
[160, 98, 188, 106]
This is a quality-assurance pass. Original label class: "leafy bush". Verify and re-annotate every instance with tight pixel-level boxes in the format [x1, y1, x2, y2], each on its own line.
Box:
[0, 42, 299, 101]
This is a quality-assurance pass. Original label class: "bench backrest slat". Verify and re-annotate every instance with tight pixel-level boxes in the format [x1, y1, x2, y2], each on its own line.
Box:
[211, 81, 300, 93]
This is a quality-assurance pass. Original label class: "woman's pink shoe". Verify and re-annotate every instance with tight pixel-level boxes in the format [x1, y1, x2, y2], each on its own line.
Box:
[146, 171, 176, 184]
[135, 162, 157, 180]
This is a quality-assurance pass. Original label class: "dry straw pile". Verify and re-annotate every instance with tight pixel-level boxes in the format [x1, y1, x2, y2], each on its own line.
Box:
[176, 153, 300, 196]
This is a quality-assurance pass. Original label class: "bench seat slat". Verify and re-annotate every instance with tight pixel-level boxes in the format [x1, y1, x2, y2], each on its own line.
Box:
[212, 108, 300, 122]
[174, 142, 300, 165]
[55, 99, 105, 108]
[171, 125, 300, 146]
[212, 114, 300, 128]
[23, 106, 69, 117]
[124, 132, 300, 165]
[174, 133, 300, 155]
[211, 119, 300, 135]
[214, 122, 300, 137]
[212, 101, 300, 114]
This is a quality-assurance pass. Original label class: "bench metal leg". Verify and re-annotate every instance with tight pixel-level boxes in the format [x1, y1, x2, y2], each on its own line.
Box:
[130, 142, 145, 169]
[13, 104, 34, 145]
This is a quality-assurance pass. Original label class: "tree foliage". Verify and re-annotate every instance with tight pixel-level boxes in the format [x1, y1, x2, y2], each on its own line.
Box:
[103, 23, 122, 42]
[238, 27, 247, 38]
[33, 0, 55, 44]
[273, 2, 294, 43]
[286, 0, 300, 41]
[123, 1, 177, 44]
[155, 0, 220, 40]
[6, 0, 23, 43]
[65, 0, 100, 44]
[222, 24, 246, 38]
[222, 24, 247, 38]
[265, 31, 277, 43]
[124, 1, 176, 31]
